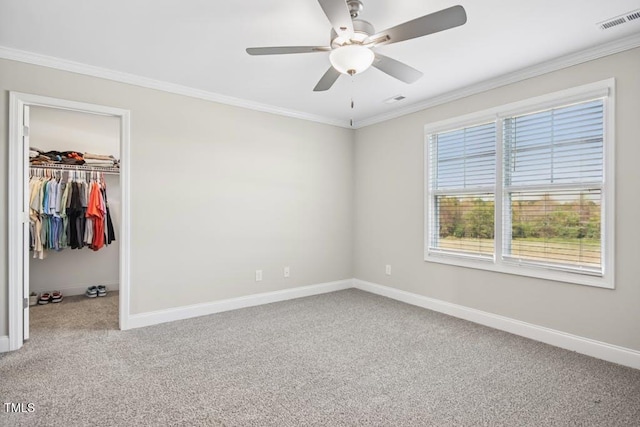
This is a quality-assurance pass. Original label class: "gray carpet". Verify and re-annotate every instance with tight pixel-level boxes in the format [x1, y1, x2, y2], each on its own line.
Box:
[1, 289, 639, 426]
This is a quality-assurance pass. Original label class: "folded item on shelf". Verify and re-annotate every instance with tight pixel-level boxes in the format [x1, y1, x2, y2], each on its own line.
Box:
[41, 151, 64, 161]
[84, 152, 117, 161]
[30, 155, 54, 164]
[60, 157, 85, 165]
[62, 151, 84, 161]
[82, 159, 116, 167]
[29, 150, 39, 158]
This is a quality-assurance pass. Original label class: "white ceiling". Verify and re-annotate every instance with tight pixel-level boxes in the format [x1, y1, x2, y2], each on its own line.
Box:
[1, 0, 639, 127]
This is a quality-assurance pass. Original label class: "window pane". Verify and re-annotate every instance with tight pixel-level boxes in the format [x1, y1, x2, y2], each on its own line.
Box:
[504, 190, 601, 272]
[504, 100, 603, 186]
[431, 194, 495, 258]
[431, 122, 496, 190]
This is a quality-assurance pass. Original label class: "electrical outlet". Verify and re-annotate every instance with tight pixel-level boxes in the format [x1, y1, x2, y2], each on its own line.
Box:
[255, 270, 263, 281]
[385, 265, 391, 275]
[284, 266, 290, 278]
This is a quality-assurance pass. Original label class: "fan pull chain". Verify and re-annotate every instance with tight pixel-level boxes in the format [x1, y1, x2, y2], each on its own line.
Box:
[350, 74, 355, 128]
[350, 95, 354, 127]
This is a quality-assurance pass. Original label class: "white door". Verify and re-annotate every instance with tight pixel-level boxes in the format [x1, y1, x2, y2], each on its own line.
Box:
[22, 105, 30, 341]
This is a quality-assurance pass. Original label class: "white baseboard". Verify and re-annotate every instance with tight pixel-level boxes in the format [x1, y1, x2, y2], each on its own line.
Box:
[353, 279, 640, 370]
[0, 335, 9, 352]
[126, 279, 353, 330]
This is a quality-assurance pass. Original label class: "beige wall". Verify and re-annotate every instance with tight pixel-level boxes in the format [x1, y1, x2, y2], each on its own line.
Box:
[0, 58, 354, 335]
[353, 48, 640, 351]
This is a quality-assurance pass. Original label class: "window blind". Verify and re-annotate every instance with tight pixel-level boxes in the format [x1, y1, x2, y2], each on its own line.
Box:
[429, 122, 496, 258]
[503, 100, 603, 187]
[502, 99, 604, 273]
[431, 194, 495, 258]
[431, 122, 496, 190]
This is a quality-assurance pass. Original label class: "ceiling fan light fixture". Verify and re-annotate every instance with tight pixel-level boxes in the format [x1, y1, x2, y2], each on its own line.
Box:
[246, 2, 467, 91]
[329, 45, 374, 75]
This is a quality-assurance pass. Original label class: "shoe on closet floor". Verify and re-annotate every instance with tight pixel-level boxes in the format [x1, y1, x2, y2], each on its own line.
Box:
[38, 293, 51, 305]
[97, 285, 107, 297]
[50, 291, 63, 303]
[86, 286, 98, 298]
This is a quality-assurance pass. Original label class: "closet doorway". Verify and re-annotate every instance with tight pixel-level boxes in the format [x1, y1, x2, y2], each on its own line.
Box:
[8, 93, 131, 352]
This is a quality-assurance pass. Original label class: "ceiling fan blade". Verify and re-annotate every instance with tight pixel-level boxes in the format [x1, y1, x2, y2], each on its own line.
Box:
[317, 0, 354, 39]
[372, 54, 423, 84]
[313, 67, 341, 92]
[246, 46, 331, 55]
[366, 5, 466, 46]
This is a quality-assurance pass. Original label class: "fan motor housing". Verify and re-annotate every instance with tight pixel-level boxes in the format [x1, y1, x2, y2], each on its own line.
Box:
[348, 0, 364, 18]
[330, 19, 374, 47]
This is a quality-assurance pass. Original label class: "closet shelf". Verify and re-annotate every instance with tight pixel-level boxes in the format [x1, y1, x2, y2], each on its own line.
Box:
[30, 163, 120, 175]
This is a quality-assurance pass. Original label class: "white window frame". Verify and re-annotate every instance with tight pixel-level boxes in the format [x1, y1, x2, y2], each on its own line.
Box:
[424, 79, 615, 289]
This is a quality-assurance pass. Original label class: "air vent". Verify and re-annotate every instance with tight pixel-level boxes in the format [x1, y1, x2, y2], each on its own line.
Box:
[627, 11, 640, 21]
[598, 9, 640, 30]
[384, 95, 406, 104]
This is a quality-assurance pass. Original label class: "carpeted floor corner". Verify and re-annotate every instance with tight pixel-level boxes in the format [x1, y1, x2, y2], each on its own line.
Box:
[1, 289, 639, 426]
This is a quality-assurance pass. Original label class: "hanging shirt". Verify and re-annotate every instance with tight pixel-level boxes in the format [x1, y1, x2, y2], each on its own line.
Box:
[86, 180, 106, 250]
[29, 177, 45, 259]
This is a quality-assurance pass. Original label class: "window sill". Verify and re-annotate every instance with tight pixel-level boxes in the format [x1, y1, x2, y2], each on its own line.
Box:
[425, 251, 613, 289]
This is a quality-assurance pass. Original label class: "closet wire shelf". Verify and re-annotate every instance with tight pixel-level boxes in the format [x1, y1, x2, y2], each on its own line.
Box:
[29, 163, 120, 175]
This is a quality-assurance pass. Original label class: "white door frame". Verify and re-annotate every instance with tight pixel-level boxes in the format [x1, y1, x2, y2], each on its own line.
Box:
[7, 92, 132, 351]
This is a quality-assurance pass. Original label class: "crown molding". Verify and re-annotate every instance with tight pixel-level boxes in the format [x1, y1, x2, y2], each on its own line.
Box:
[354, 32, 640, 129]
[0, 46, 350, 129]
[2, 32, 639, 131]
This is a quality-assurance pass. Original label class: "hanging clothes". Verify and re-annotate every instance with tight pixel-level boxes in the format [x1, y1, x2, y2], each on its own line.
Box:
[29, 176, 45, 259]
[28, 167, 117, 258]
[86, 179, 105, 250]
[104, 186, 116, 245]
[68, 181, 84, 249]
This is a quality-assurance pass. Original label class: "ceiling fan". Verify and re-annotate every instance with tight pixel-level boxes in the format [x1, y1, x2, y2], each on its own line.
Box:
[246, 0, 467, 91]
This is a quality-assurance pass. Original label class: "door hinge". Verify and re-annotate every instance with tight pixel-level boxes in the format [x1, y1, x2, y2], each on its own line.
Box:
[23, 125, 30, 137]
[23, 298, 28, 309]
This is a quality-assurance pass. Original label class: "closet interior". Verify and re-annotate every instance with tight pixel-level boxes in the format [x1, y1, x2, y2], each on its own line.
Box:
[27, 106, 121, 319]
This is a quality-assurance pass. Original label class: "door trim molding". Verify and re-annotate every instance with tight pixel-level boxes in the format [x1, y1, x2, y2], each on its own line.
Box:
[8, 92, 23, 351]
[6, 92, 132, 351]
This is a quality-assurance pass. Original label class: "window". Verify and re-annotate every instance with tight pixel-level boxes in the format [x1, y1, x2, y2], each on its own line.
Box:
[502, 100, 603, 274]
[425, 80, 614, 288]
[428, 122, 496, 259]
